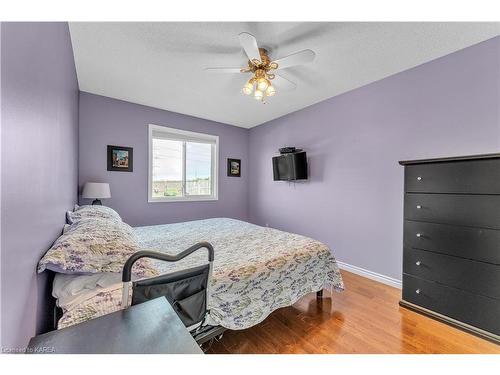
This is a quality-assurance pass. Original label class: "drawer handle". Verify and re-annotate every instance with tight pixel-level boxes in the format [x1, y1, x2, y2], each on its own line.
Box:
[415, 289, 421, 294]
[416, 233, 422, 238]
[415, 261, 421, 266]
[416, 205, 422, 209]
[416, 176, 422, 181]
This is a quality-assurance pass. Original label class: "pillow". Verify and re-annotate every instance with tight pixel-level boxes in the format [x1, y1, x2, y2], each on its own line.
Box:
[67, 205, 122, 224]
[38, 218, 156, 278]
[53, 272, 121, 308]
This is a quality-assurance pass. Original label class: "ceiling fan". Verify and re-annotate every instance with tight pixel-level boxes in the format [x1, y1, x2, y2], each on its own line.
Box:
[205, 32, 316, 103]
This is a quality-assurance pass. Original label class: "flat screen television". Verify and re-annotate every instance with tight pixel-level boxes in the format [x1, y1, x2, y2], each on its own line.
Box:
[272, 152, 308, 181]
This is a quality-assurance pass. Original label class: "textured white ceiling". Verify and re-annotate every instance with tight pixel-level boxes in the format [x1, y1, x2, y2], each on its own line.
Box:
[69, 22, 499, 128]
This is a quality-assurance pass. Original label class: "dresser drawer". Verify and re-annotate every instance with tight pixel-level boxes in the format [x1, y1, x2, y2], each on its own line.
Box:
[403, 248, 500, 299]
[404, 221, 500, 264]
[404, 159, 500, 194]
[405, 194, 500, 229]
[402, 274, 500, 335]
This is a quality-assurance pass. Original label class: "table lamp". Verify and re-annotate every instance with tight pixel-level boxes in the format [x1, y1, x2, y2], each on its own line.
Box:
[82, 182, 111, 205]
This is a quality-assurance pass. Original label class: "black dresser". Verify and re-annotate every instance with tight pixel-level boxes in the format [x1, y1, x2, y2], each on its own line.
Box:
[399, 153, 500, 343]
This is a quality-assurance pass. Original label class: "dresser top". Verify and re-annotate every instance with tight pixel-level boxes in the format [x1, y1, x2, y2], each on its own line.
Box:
[399, 152, 500, 166]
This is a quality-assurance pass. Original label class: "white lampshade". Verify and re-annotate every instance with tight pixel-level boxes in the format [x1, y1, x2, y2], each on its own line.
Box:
[82, 183, 111, 199]
[254, 89, 263, 101]
[265, 85, 276, 97]
[257, 78, 269, 91]
[242, 81, 253, 95]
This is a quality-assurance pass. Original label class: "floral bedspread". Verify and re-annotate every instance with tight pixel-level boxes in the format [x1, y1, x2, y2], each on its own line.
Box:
[58, 218, 344, 330]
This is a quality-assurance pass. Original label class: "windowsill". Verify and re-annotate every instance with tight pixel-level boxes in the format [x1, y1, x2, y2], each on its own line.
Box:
[148, 196, 218, 203]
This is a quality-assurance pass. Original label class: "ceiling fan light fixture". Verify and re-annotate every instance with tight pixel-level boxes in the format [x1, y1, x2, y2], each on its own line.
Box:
[207, 32, 312, 103]
[257, 78, 270, 91]
[265, 85, 276, 97]
[242, 81, 254, 95]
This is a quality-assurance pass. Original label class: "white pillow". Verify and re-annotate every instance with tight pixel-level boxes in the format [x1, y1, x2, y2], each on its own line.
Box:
[53, 273, 121, 308]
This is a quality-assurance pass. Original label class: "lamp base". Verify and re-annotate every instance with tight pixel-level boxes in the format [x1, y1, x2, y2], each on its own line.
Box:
[91, 199, 102, 206]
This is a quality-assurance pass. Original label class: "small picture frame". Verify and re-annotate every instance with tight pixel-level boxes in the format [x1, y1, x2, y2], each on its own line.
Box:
[107, 145, 133, 172]
[227, 158, 241, 177]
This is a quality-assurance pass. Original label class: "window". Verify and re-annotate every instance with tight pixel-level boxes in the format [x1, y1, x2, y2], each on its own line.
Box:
[148, 124, 218, 202]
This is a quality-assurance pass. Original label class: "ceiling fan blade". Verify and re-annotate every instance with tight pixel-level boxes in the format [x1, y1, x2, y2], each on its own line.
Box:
[272, 74, 297, 92]
[204, 67, 248, 74]
[238, 32, 261, 65]
[273, 49, 316, 70]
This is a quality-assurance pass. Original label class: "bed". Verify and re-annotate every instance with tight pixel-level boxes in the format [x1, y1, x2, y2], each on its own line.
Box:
[51, 217, 344, 331]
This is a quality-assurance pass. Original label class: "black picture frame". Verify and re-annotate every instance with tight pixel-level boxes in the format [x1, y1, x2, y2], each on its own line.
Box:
[107, 145, 133, 172]
[227, 158, 241, 177]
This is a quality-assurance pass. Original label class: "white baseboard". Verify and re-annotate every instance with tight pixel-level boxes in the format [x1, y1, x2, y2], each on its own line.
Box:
[336, 261, 402, 289]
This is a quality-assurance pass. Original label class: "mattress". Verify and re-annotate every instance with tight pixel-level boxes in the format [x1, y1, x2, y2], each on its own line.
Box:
[56, 218, 344, 330]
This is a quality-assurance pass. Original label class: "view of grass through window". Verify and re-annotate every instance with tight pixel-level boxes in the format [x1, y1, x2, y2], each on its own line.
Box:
[152, 138, 212, 198]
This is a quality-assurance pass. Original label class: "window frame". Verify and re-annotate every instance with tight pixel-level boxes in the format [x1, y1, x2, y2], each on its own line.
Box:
[148, 124, 219, 203]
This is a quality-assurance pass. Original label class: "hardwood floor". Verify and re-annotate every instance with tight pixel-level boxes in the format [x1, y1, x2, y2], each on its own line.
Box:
[207, 270, 500, 354]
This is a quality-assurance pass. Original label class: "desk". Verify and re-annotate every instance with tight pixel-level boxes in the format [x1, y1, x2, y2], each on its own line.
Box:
[27, 298, 203, 354]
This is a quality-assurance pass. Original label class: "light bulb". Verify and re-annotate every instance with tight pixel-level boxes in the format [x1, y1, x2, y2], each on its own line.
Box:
[265, 85, 276, 97]
[254, 89, 263, 101]
[257, 78, 269, 91]
[242, 81, 253, 95]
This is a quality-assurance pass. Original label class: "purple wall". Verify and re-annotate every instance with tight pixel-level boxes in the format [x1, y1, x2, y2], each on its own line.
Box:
[78, 93, 249, 226]
[248, 36, 500, 281]
[1, 23, 79, 349]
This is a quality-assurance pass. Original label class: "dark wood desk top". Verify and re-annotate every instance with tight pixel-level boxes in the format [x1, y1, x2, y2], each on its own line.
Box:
[28, 298, 203, 354]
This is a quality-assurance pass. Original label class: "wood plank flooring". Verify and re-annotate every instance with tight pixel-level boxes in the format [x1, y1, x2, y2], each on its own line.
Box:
[207, 270, 500, 354]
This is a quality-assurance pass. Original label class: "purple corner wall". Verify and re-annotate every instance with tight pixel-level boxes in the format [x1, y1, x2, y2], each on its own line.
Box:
[1, 23, 79, 349]
[78, 93, 249, 226]
[248, 36, 500, 281]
